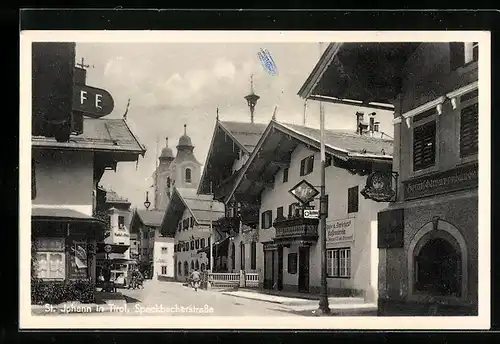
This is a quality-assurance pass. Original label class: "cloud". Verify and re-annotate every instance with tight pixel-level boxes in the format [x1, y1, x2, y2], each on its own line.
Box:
[213, 58, 236, 80]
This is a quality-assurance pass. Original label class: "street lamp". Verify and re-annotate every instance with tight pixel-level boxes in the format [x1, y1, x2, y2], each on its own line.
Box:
[317, 41, 330, 316]
[144, 191, 151, 210]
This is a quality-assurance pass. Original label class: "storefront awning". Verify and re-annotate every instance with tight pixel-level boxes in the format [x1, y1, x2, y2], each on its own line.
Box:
[96, 243, 130, 254]
[31, 207, 107, 239]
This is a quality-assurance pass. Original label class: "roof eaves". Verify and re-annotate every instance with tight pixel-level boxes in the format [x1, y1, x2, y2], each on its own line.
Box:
[297, 43, 342, 99]
[122, 118, 147, 156]
[218, 121, 252, 154]
[197, 120, 221, 195]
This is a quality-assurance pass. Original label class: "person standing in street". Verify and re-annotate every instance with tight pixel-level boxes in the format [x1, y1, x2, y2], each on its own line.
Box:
[189, 268, 201, 291]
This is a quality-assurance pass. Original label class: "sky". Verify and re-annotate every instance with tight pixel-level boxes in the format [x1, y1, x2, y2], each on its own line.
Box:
[76, 42, 394, 209]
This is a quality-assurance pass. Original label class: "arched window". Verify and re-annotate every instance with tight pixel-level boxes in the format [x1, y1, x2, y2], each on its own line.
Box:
[185, 168, 192, 183]
[201, 238, 205, 248]
[415, 238, 461, 297]
[201, 263, 206, 271]
[190, 261, 195, 270]
[240, 242, 246, 271]
[184, 261, 189, 276]
[231, 242, 236, 271]
[178, 261, 182, 275]
[195, 260, 199, 270]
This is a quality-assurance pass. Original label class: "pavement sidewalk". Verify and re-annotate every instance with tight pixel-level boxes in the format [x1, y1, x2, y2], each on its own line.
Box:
[221, 290, 378, 315]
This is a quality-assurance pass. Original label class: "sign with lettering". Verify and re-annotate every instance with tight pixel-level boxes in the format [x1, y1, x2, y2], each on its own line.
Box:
[303, 209, 319, 219]
[72, 85, 114, 118]
[377, 208, 404, 249]
[403, 163, 478, 200]
[326, 218, 355, 247]
[114, 232, 130, 237]
[361, 171, 396, 202]
[69, 241, 88, 280]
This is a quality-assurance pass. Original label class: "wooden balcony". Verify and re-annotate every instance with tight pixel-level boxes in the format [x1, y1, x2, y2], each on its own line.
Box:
[273, 216, 319, 245]
[213, 216, 240, 234]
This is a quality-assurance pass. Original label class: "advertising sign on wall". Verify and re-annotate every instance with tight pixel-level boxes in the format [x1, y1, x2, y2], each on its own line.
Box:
[326, 218, 355, 248]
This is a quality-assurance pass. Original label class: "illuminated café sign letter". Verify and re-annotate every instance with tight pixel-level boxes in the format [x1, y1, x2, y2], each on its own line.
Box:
[73, 85, 115, 118]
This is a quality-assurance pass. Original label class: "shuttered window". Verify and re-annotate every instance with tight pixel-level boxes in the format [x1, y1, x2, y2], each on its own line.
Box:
[347, 186, 359, 214]
[282, 167, 289, 183]
[460, 103, 478, 158]
[261, 210, 273, 229]
[413, 120, 437, 171]
[300, 155, 314, 176]
[276, 206, 284, 220]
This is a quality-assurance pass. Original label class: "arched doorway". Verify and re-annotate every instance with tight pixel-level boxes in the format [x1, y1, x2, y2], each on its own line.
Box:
[184, 261, 189, 276]
[408, 219, 467, 299]
[195, 260, 199, 270]
[178, 261, 182, 276]
[191, 261, 195, 271]
[231, 242, 235, 272]
[415, 238, 461, 296]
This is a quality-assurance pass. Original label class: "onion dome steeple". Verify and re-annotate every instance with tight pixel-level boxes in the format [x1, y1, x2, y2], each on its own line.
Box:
[159, 137, 174, 161]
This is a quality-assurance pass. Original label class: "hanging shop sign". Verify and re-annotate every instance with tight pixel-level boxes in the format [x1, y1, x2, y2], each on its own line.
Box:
[73, 85, 115, 118]
[361, 171, 397, 202]
[326, 218, 355, 247]
[289, 179, 319, 205]
[403, 163, 478, 200]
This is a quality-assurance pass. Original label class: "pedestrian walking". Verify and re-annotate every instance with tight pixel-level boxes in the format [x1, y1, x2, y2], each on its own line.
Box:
[189, 268, 201, 291]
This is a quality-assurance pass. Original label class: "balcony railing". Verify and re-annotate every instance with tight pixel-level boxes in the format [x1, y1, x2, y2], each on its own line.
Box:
[213, 216, 240, 234]
[273, 216, 319, 243]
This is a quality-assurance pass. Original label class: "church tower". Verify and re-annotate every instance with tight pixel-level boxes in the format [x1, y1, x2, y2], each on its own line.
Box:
[171, 124, 202, 190]
[153, 137, 174, 211]
[152, 124, 202, 210]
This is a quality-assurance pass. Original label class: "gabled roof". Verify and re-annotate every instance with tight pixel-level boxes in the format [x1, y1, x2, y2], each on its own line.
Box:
[226, 119, 393, 204]
[133, 209, 164, 227]
[160, 186, 224, 236]
[197, 119, 268, 195]
[32, 118, 147, 157]
[104, 188, 131, 205]
[298, 42, 419, 108]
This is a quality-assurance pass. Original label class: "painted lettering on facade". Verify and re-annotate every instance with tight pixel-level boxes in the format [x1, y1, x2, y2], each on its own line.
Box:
[326, 218, 355, 247]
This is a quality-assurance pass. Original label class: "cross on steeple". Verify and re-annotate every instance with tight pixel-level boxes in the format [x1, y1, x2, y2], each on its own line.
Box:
[76, 57, 90, 69]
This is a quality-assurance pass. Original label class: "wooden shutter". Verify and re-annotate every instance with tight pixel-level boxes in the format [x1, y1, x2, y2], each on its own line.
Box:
[413, 121, 436, 171]
[288, 204, 293, 218]
[261, 212, 266, 229]
[300, 159, 305, 176]
[460, 103, 478, 157]
[449, 42, 465, 70]
[348, 186, 359, 213]
[308, 155, 315, 174]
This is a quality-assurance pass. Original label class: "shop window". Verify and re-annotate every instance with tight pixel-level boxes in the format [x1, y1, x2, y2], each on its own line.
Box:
[34, 238, 65, 280]
[161, 266, 168, 275]
[282, 167, 289, 183]
[459, 91, 479, 159]
[287, 253, 298, 274]
[31, 159, 36, 200]
[327, 248, 351, 278]
[450, 42, 478, 70]
[184, 261, 189, 275]
[185, 168, 192, 183]
[300, 155, 314, 176]
[261, 210, 273, 229]
[347, 186, 359, 214]
[250, 242, 257, 270]
[412, 113, 437, 172]
[240, 242, 246, 270]
[414, 238, 461, 297]
[161, 247, 168, 254]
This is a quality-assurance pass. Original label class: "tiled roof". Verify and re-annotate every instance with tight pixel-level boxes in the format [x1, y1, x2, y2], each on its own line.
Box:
[32, 118, 146, 155]
[279, 122, 393, 157]
[105, 189, 130, 204]
[219, 121, 268, 152]
[32, 207, 95, 220]
[177, 188, 225, 223]
[136, 209, 164, 227]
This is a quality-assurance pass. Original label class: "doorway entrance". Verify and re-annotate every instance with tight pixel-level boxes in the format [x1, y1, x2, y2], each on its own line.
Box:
[298, 246, 310, 293]
[263, 249, 274, 290]
[277, 246, 283, 291]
